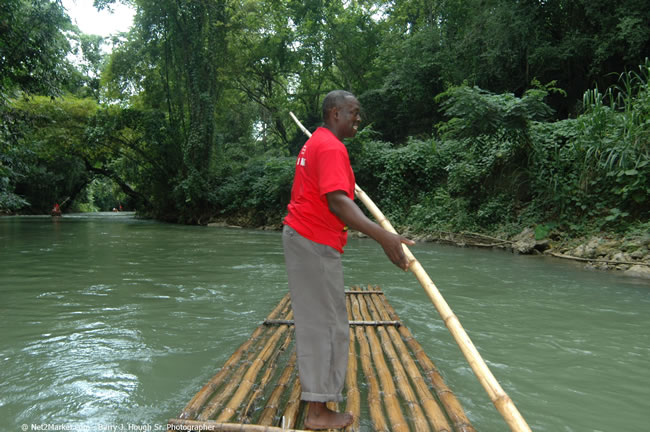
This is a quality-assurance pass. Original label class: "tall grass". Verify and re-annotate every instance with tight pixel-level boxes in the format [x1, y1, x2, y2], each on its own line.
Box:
[580, 58, 650, 172]
[528, 59, 649, 228]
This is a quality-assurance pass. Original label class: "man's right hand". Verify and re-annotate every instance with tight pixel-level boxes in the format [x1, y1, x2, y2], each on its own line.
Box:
[378, 231, 415, 271]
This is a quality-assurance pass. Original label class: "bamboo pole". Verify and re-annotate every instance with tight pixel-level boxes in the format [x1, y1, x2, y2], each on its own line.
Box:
[280, 373, 304, 429]
[360, 290, 433, 432]
[197, 299, 293, 420]
[290, 111, 313, 138]
[180, 294, 291, 419]
[350, 295, 389, 432]
[264, 319, 401, 327]
[365, 293, 450, 432]
[379, 295, 477, 432]
[198, 354, 258, 420]
[168, 418, 306, 432]
[289, 112, 532, 432]
[215, 312, 294, 423]
[372, 296, 460, 432]
[345, 289, 385, 295]
[344, 296, 361, 432]
[198, 321, 285, 421]
[257, 351, 298, 426]
[352, 295, 409, 432]
[239, 326, 295, 422]
[180, 331, 264, 419]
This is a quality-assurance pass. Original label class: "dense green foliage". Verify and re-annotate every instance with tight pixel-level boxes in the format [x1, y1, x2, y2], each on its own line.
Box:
[362, 68, 649, 236]
[1, 0, 647, 238]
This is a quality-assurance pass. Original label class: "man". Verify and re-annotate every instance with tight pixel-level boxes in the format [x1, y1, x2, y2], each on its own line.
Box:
[282, 90, 414, 430]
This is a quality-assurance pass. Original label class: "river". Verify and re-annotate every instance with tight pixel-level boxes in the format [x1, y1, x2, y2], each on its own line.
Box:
[1, 213, 648, 431]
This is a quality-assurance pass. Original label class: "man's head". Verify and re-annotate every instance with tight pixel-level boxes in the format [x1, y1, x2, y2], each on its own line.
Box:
[322, 90, 361, 141]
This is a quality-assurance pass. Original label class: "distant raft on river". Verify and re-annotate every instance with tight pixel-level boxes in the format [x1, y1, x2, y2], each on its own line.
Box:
[168, 285, 476, 432]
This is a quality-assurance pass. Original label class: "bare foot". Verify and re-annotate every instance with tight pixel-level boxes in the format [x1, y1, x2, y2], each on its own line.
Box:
[304, 402, 354, 430]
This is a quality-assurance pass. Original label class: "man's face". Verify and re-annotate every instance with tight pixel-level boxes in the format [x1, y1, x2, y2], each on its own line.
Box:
[336, 96, 362, 139]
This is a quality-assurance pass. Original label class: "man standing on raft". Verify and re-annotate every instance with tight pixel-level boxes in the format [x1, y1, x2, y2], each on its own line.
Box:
[282, 90, 414, 430]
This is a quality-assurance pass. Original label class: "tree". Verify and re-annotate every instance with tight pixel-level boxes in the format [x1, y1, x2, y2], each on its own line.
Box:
[7, 96, 97, 213]
[1, 0, 74, 212]
[0, 0, 72, 99]
[65, 32, 108, 99]
[437, 0, 650, 117]
[100, 0, 234, 222]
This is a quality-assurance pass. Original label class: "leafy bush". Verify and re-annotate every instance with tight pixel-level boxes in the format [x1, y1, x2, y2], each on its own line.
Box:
[245, 157, 295, 222]
[0, 189, 29, 212]
[351, 132, 444, 223]
[432, 85, 554, 218]
[435, 85, 553, 142]
[528, 59, 650, 231]
[405, 188, 474, 233]
[213, 155, 294, 225]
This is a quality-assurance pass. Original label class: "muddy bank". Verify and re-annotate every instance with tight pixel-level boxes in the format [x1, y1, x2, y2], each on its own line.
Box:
[403, 228, 650, 280]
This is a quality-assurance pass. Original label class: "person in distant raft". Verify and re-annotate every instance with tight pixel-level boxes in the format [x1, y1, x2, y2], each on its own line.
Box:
[282, 90, 414, 430]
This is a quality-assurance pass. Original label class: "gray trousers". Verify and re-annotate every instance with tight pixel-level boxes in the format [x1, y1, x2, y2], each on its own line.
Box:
[282, 224, 349, 402]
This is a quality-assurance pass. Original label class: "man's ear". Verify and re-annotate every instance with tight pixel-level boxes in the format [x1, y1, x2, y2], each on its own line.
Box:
[331, 106, 340, 121]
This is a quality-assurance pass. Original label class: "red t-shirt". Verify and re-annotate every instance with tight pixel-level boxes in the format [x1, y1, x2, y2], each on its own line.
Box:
[284, 127, 355, 253]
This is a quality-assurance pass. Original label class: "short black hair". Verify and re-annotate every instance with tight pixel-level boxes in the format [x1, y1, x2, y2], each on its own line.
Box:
[322, 90, 356, 121]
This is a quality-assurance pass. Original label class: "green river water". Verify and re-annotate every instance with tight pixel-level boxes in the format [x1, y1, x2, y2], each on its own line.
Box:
[1, 213, 648, 432]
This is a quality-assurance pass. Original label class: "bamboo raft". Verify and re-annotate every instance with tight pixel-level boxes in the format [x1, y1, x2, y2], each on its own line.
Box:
[169, 285, 476, 432]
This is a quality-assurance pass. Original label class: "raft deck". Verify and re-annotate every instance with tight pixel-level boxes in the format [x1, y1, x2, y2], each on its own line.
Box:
[169, 286, 476, 432]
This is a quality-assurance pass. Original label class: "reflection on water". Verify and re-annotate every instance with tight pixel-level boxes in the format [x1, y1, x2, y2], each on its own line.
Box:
[1, 213, 648, 431]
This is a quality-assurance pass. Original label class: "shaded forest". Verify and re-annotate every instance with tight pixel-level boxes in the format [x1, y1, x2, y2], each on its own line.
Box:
[1, 0, 648, 240]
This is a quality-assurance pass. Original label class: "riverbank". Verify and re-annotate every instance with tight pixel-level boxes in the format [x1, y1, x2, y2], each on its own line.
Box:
[208, 218, 650, 280]
[404, 228, 650, 280]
